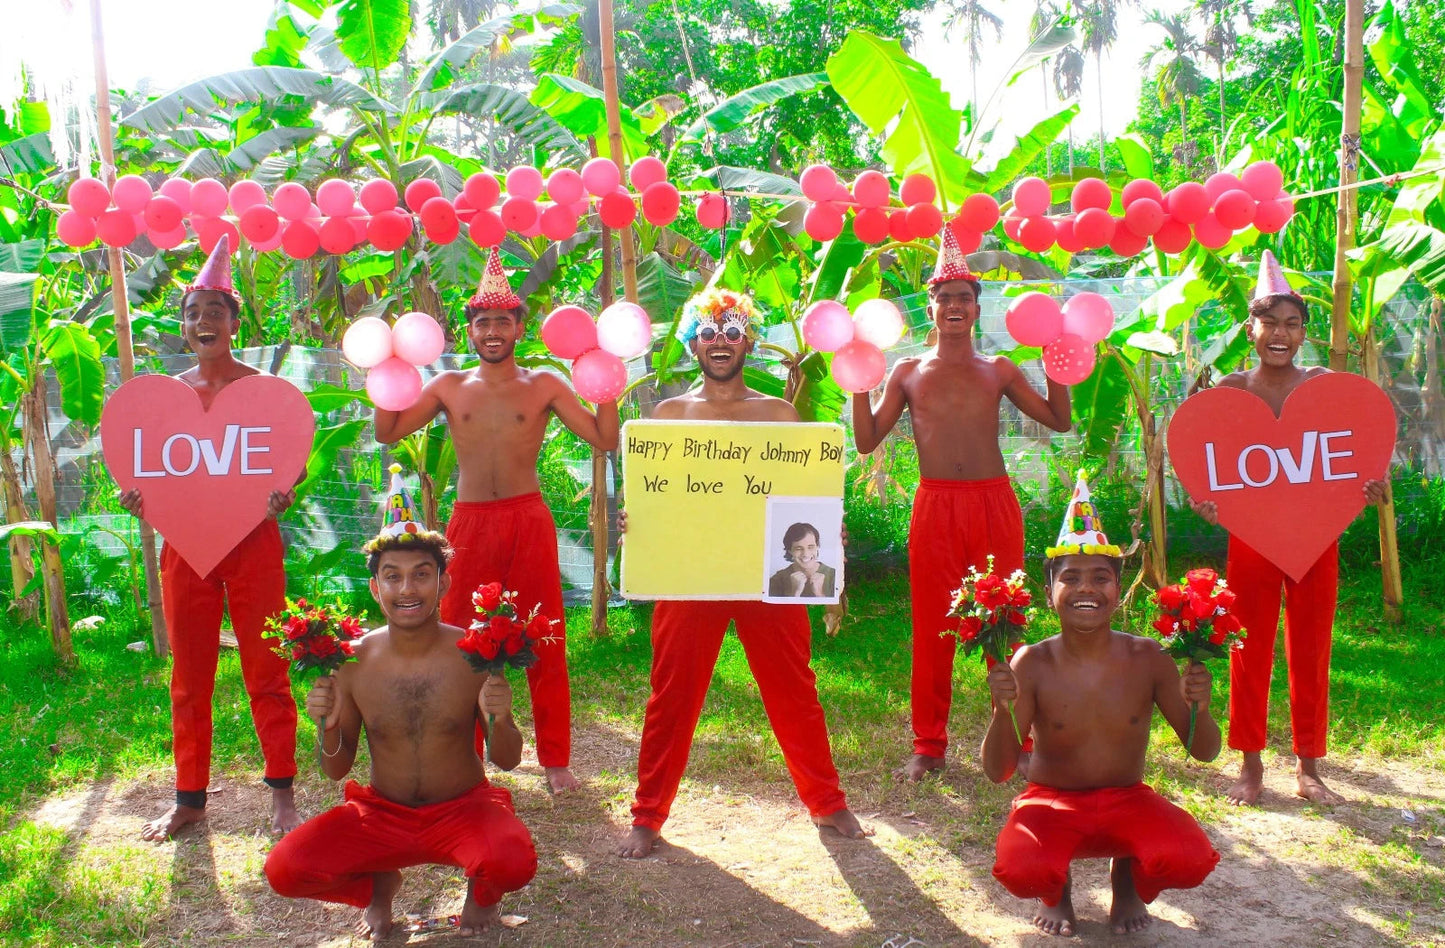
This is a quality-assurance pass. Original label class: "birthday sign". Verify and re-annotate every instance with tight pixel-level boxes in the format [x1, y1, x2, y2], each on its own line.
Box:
[1166, 373, 1395, 581]
[621, 420, 846, 599]
[101, 374, 315, 578]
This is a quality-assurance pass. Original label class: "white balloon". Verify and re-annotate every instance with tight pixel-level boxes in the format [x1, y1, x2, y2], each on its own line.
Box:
[342, 316, 393, 369]
[852, 298, 906, 349]
[596, 301, 653, 360]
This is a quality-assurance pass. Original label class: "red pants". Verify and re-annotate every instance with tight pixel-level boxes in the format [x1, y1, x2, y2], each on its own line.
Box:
[1226, 536, 1338, 758]
[993, 783, 1219, 906]
[630, 600, 848, 830]
[265, 780, 537, 908]
[161, 519, 297, 794]
[909, 477, 1025, 758]
[440, 495, 570, 768]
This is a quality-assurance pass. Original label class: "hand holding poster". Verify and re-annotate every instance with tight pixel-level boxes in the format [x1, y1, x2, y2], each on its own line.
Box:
[621, 420, 846, 600]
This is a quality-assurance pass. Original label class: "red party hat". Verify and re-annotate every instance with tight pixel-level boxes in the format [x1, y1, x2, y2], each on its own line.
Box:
[469, 247, 523, 310]
[185, 234, 240, 301]
[1253, 249, 1299, 300]
[928, 221, 975, 285]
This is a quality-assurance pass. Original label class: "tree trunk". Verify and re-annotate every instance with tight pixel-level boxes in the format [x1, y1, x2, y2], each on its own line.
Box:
[1361, 323, 1404, 617]
[1217, 60, 1227, 166]
[1096, 55, 1106, 171]
[1, 445, 38, 622]
[23, 379, 73, 667]
[1330, 0, 1364, 372]
[1041, 65, 1053, 177]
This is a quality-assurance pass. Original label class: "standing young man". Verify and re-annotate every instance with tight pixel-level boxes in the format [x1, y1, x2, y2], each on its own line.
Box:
[852, 227, 1073, 780]
[119, 236, 301, 840]
[617, 289, 869, 858]
[374, 248, 619, 793]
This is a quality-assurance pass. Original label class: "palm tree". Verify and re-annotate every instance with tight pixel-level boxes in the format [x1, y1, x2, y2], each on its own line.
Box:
[1072, 0, 1140, 171]
[1141, 9, 1205, 174]
[1054, 41, 1086, 173]
[1195, 0, 1253, 163]
[945, 0, 1006, 111]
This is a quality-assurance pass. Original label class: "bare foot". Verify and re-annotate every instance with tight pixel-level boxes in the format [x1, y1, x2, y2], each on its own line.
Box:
[1032, 872, 1076, 936]
[270, 786, 302, 835]
[545, 766, 580, 794]
[1296, 758, 1345, 806]
[898, 753, 946, 782]
[617, 825, 661, 859]
[459, 880, 501, 935]
[355, 871, 401, 940]
[813, 808, 874, 839]
[1225, 751, 1264, 806]
[1109, 858, 1152, 934]
[140, 803, 206, 841]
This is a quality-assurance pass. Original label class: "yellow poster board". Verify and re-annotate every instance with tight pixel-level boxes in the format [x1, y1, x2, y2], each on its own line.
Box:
[620, 420, 847, 599]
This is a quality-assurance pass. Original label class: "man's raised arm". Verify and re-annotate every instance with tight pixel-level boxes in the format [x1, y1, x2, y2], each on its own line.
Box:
[549, 375, 620, 451]
[852, 360, 912, 455]
[373, 375, 449, 444]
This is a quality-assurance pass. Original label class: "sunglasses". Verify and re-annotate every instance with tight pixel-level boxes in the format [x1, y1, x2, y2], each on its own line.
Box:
[697, 325, 746, 344]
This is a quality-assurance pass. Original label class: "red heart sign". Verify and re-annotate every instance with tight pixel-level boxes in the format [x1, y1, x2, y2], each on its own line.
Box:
[101, 374, 315, 578]
[1166, 373, 1395, 581]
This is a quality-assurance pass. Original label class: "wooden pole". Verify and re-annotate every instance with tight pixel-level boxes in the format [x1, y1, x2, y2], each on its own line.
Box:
[91, 0, 167, 655]
[1328, 0, 1364, 372]
[598, 0, 638, 302]
[24, 381, 73, 666]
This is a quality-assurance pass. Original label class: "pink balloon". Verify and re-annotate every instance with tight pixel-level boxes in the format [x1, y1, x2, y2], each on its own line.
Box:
[56, 210, 97, 247]
[1213, 189, 1256, 230]
[572, 347, 628, 403]
[191, 178, 229, 217]
[1012, 177, 1052, 217]
[906, 202, 943, 238]
[1054, 216, 1084, 254]
[158, 177, 192, 213]
[468, 211, 506, 247]
[1253, 198, 1292, 234]
[1074, 207, 1116, 248]
[1060, 292, 1115, 344]
[800, 164, 839, 203]
[888, 210, 913, 242]
[801, 300, 855, 352]
[359, 178, 399, 214]
[1109, 226, 1149, 258]
[1070, 177, 1112, 213]
[144, 195, 184, 232]
[67, 178, 110, 217]
[851, 207, 890, 244]
[852, 170, 890, 208]
[150, 225, 188, 251]
[1005, 292, 1064, 347]
[1193, 213, 1232, 250]
[367, 357, 423, 411]
[281, 221, 320, 258]
[506, 165, 545, 200]
[228, 179, 266, 215]
[392, 311, 447, 365]
[598, 190, 637, 229]
[1169, 182, 1209, 224]
[1123, 197, 1165, 237]
[899, 174, 936, 207]
[641, 182, 681, 226]
[405, 178, 443, 212]
[317, 179, 356, 217]
[1153, 217, 1193, 254]
[343, 316, 394, 368]
[541, 305, 599, 359]
[112, 175, 153, 214]
[540, 203, 580, 241]
[596, 301, 653, 360]
[852, 298, 905, 349]
[546, 168, 584, 205]
[629, 156, 667, 192]
[196, 216, 239, 255]
[501, 197, 539, 233]
[319, 216, 357, 255]
[1204, 172, 1242, 202]
[273, 182, 312, 221]
[831, 340, 887, 393]
[1241, 161, 1285, 201]
[420, 195, 458, 232]
[1121, 178, 1164, 207]
[1018, 216, 1056, 253]
[239, 205, 281, 244]
[959, 193, 1001, 232]
[1042, 333, 1097, 385]
[953, 226, 983, 254]
[696, 193, 730, 229]
[804, 202, 845, 241]
[581, 158, 621, 196]
[96, 208, 137, 247]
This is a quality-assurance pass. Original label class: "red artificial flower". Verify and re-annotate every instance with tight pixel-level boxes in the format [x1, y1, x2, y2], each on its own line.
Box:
[339, 616, 363, 640]
[975, 574, 1009, 609]
[1006, 607, 1027, 625]
[488, 614, 513, 637]
[504, 630, 525, 655]
[1209, 627, 1228, 645]
[311, 635, 338, 658]
[958, 615, 983, 641]
[1011, 588, 1032, 609]
[1214, 612, 1242, 635]
[1156, 584, 1187, 612]
[339, 640, 355, 656]
[296, 598, 309, 610]
[283, 615, 310, 641]
[1152, 615, 1178, 636]
[475, 582, 504, 612]
[1214, 587, 1238, 612]
[1181, 593, 1214, 623]
[291, 644, 306, 660]
[478, 637, 501, 661]
[526, 613, 553, 640]
[1185, 568, 1218, 595]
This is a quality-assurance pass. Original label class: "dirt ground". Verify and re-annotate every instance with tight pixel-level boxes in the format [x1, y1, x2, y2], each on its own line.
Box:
[25, 721, 1445, 948]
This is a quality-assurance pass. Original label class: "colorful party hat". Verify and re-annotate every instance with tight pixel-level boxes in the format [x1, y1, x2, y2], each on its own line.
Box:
[378, 463, 424, 539]
[1045, 472, 1122, 559]
[185, 234, 241, 302]
[469, 247, 523, 310]
[928, 221, 975, 286]
[1253, 249, 1300, 301]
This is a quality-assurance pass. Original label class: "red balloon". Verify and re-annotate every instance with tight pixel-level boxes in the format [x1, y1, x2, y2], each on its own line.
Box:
[404, 178, 443, 213]
[348, 212, 370, 244]
[888, 209, 913, 243]
[1204, 172, 1242, 202]
[501, 197, 539, 232]
[67, 177, 110, 217]
[273, 182, 311, 220]
[368, 210, 413, 251]
[1153, 217, 1193, 254]
[1018, 216, 1056, 253]
[424, 215, 461, 244]
[144, 195, 184, 233]
[1121, 178, 1165, 208]
[831, 182, 853, 207]
[1108, 226, 1149, 257]
[198, 218, 238, 255]
[906, 202, 943, 237]
[113, 174, 153, 214]
[598, 190, 637, 229]
[56, 210, 97, 246]
[420, 195, 459, 232]
[1241, 161, 1285, 201]
[453, 192, 478, 223]
[852, 170, 891, 209]
[1213, 188, 1256, 230]
[540, 203, 580, 241]
[629, 156, 668, 192]
[191, 178, 229, 217]
[1012, 176, 1052, 217]
[1054, 216, 1083, 254]
[96, 208, 137, 247]
[1253, 198, 1293, 234]
[852, 206, 890, 243]
[899, 173, 936, 207]
[953, 226, 983, 254]
[545, 168, 584, 206]
[317, 217, 355, 254]
[468, 210, 505, 247]
[696, 193, 730, 229]
[804, 202, 845, 241]
[1123, 197, 1165, 237]
[800, 164, 838, 203]
[458, 173, 497, 212]
[239, 205, 280, 244]
[1071, 177, 1112, 213]
[1193, 213, 1232, 250]
[1002, 211, 1025, 241]
[1169, 182, 1210, 224]
[640, 182, 681, 226]
[150, 225, 188, 251]
[1074, 207, 1116, 248]
[359, 178, 399, 214]
[281, 221, 320, 258]
[959, 193, 1000, 232]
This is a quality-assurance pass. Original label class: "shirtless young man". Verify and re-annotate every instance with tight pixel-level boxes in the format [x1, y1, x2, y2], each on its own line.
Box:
[118, 236, 301, 840]
[985, 481, 1220, 936]
[617, 289, 870, 858]
[852, 227, 1072, 780]
[374, 248, 619, 793]
[1186, 251, 1385, 807]
[265, 526, 536, 940]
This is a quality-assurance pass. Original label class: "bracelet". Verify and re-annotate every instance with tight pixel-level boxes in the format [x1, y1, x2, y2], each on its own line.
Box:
[317, 727, 347, 758]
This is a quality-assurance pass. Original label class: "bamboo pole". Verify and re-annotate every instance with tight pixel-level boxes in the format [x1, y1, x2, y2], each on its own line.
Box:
[24, 381, 73, 666]
[92, 0, 167, 656]
[1329, 0, 1364, 372]
[598, 0, 638, 303]
[1361, 325, 1404, 614]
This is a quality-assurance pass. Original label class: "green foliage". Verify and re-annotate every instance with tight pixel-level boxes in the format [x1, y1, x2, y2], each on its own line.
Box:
[335, 0, 413, 73]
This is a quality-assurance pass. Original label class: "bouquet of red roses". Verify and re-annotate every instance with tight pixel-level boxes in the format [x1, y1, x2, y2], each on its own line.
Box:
[946, 554, 1032, 743]
[1151, 567, 1246, 753]
[457, 581, 556, 676]
[263, 598, 365, 677]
